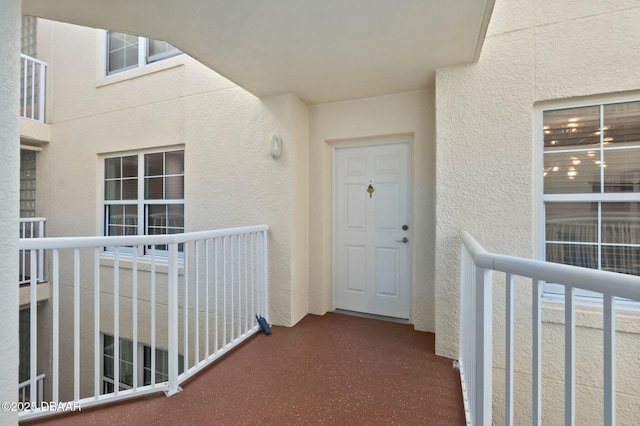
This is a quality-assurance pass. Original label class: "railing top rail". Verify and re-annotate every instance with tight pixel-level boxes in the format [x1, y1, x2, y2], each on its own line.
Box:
[461, 231, 640, 302]
[19, 217, 47, 223]
[20, 53, 48, 67]
[18, 374, 45, 389]
[19, 224, 269, 251]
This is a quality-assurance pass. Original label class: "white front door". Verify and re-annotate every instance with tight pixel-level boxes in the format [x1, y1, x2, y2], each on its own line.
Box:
[334, 142, 410, 319]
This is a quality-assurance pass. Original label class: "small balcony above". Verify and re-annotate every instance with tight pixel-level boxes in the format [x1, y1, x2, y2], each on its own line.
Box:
[20, 54, 50, 145]
[19, 217, 48, 308]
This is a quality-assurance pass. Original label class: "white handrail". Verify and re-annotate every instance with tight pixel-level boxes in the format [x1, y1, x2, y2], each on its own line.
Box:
[18, 225, 270, 421]
[461, 231, 640, 299]
[19, 224, 268, 250]
[459, 231, 640, 426]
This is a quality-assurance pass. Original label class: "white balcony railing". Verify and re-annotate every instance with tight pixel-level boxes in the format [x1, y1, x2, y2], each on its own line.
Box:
[459, 231, 640, 426]
[18, 225, 269, 421]
[20, 54, 47, 122]
[19, 217, 46, 285]
[19, 374, 45, 405]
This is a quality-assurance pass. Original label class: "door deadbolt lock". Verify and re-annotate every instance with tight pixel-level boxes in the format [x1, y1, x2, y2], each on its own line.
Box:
[396, 237, 409, 243]
[402, 225, 409, 230]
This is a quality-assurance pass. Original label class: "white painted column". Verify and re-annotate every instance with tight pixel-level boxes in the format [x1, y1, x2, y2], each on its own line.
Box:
[0, 0, 21, 424]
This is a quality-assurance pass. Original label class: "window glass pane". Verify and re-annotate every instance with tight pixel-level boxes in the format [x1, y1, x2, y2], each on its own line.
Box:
[546, 242, 598, 270]
[103, 359, 114, 379]
[122, 155, 138, 178]
[601, 246, 640, 275]
[543, 106, 600, 149]
[544, 151, 601, 194]
[602, 203, 640, 244]
[147, 204, 167, 234]
[546, 202, 597, 243]
[124, 45, 138, 69]
[105, 180, 120, 200]
[145, 177, 164, 199]
[147, 39, 181, 63]
[168, 204, 185, 229]
[108, 31, 125, 51]
[165, 176, 184, 199]
[165, 151, 184, 176]
[105, 157, 121, 179]
[602, 148, 640, 193]
[122, 178, 138, 199]
[603, 101, 640, 148]
[108, 205, 123, 223]
[108, 50, 125, 73]
[145, 153, 164, 177]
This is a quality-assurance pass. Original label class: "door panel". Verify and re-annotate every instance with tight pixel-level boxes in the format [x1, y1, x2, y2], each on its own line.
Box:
[334, 142, 410, 319]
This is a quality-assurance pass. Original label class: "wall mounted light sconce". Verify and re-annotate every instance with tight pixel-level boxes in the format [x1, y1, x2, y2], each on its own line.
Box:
[268, 135, 282, 159]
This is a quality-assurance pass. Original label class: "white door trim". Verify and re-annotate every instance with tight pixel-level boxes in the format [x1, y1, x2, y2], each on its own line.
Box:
[331, 138, 412, 319]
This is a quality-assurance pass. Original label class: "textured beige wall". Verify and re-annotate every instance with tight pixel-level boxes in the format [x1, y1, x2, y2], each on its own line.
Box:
[34, 17, 310, 365]
[308, 90, 436, 331]
[436, 0, 640, 422]
[0, 1, 21, 423]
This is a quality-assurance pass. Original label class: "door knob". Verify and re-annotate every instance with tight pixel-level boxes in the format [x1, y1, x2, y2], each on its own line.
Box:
[396, 237, 409, 243]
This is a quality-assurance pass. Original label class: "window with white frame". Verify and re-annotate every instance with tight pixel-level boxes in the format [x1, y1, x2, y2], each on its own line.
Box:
[541, 100, 640, 296]
[106, 31, 181, 76]
[104, 149, 185, 253]
[102, 334, 184, 394]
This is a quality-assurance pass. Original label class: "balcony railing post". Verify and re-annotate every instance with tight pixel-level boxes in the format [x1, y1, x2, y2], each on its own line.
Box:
[475, 266, 492, 426]
[38, 62, 46, 122]
[261, 230, 269, 320]
[166, 242, 180, 396]
[37, 219, 45, 281]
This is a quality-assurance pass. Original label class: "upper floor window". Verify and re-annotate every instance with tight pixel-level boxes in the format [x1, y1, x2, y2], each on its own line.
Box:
[541, 99, 640, 296]
[104, 149, 185, 254]
[106, 31, 181, 76]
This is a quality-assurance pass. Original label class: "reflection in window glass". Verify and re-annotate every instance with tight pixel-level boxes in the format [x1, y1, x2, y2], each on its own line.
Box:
[543, 101, 640, 281]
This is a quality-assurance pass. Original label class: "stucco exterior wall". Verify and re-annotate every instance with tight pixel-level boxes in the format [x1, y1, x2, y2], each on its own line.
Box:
[35, 20, 311, 330]
[0, 1, 21, 424]
[308, 90, 436, 331]
[435, 0, 640, 423]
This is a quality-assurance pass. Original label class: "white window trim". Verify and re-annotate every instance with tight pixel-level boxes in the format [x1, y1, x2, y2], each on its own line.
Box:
[103, 31, 182, 78]
[102, 148, 185, 259]
[536, 93, 640, 303]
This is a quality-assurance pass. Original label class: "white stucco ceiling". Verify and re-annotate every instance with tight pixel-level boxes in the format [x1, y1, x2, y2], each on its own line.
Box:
[23, 0, 494, 105]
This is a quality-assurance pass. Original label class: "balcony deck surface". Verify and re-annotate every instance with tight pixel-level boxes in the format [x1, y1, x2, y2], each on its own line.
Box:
[28, 312, 465, 425]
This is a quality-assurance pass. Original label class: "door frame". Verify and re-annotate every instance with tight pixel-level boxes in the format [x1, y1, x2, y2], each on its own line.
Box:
[331, 135, 413, 320]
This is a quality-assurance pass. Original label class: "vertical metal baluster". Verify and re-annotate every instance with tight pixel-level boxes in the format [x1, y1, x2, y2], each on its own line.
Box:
[194, 242, 199, 366]
[505, 273, 515, 426]
[229, 235, 235, 342]
[132, 248, 138, 389]
[151, 246, 156, 386]
[183, 242, 189, 376]
[244, 233, 248, 334]
[113, 248, 119, 396]
[213, 238, 218, 354]
[94, 249, 100, 398]
[532, 279, 542, 426]
[52, 249, 60, 403]
[205, 240, 210, 357]
[565, 285, 575, 426]
[603, 294, 616, 426]
[223, 236, 227, 347]
[29, 249, 38, 404]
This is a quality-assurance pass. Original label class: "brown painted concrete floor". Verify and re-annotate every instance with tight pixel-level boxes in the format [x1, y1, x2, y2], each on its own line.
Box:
[27, 313, 466, 426]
